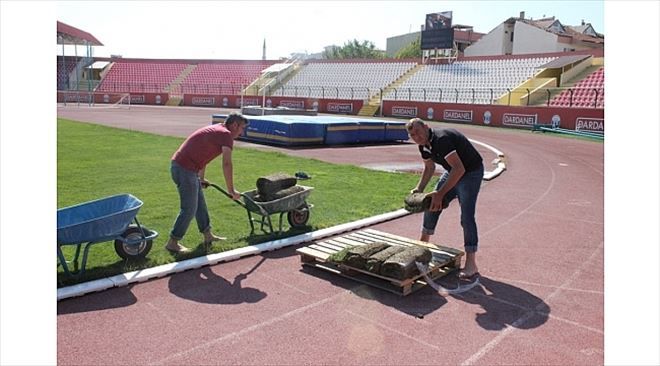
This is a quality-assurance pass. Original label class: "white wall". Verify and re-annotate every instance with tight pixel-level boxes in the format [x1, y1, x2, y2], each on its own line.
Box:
[464, 23, 506, 56]
[465, 19, 603, 57]
[386, 32, 420, 57]
[512, 21, 559, 54]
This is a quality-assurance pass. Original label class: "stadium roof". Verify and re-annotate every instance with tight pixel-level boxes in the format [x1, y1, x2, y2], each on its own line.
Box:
[262, 63, 293, 73]
[541, 54, 591, 68]
[57, 21, 103, 46]
[90, 60, 110, 69]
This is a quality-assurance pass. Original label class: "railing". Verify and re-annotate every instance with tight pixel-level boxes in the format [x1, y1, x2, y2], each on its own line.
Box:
[95, 82, 171, 93]
[179, 83, 246, 95]
[88, 82, 605, 108]
[381, 86, 604, 108]
[272, 85, 384, 101]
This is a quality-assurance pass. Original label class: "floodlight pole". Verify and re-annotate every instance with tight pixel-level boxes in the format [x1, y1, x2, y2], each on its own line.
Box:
[379, 88, 383, 117]
[86, 41, 92, 93]
[74, 44, 78, 92]
[262, 88, 266, 115]
[59, 36, 66, 99]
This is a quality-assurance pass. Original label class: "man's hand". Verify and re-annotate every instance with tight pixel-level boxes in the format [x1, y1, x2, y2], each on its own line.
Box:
[410, 187, 422, 194]
[230, 189, 241, 200]
[429, 192, 445, 212]
[200, 178, 210, 188]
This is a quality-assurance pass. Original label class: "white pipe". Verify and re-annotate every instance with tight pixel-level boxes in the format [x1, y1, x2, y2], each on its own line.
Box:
[58, 209, 410, 300]
[469, 138, 506, 180]
[58, 140, 507, 300]
[470, 138, 505, 158]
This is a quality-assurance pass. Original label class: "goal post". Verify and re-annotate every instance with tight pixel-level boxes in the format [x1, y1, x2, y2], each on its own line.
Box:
[57, 91, 130, 109]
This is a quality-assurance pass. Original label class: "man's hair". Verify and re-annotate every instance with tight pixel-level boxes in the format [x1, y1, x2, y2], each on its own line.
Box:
[225, 112, 248, 127]
[405, 117, 426, 131]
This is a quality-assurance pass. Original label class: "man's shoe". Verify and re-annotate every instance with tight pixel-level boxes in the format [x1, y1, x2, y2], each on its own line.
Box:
[166, 243, 190, 253]
[458, 271, 480, 281]
[205, 235, 227, 243]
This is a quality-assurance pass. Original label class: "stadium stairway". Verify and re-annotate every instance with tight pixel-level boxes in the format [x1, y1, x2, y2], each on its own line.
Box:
[164, 64, 196, 106]
[506, 75, 557, 106]
[561, 64, 602, 88]
[165, 96, 183, 106]
[244, 76, 267, 96]
[267, 63, 304, 97]
[358, 63, 423, 116]
[167, 64, 197, 94]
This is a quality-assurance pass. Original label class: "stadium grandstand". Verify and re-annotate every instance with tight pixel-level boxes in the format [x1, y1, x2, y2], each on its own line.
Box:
[549, 66, 604, 108]
[57, 10, 604, 132]
[57, 21, 102, 91]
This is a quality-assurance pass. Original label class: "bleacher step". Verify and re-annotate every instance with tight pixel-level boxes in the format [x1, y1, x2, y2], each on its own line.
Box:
[165, 96, 183, 106]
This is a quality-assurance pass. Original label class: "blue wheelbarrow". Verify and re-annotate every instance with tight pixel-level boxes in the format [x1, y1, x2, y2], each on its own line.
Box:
[57, 194, 158, 277]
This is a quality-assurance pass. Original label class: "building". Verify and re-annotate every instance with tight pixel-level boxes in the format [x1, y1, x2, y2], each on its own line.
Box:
[386, 27, 484, 57]
[464, 12, 604, 57]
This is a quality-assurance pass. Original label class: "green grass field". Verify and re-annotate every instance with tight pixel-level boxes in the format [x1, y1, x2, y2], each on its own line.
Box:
[57, 118, 420, 286]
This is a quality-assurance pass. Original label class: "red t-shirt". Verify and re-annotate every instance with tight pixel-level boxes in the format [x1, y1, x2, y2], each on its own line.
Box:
[172, 124, 234, 172]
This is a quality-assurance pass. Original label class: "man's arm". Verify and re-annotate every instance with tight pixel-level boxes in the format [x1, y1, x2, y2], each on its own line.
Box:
[221, 146, 241, 200]
[412, 158, 436, 193]
[429, 151, 465, 211]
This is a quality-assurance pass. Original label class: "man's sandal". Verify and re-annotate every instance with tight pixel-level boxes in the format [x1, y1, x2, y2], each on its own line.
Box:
[458, 271, 481, 281]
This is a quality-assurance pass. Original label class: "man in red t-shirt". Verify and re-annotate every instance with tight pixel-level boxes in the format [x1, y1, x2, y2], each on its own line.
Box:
[167, 112, 248, 253]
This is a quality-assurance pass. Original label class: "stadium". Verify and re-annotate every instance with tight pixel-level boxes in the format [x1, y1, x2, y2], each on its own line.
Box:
[1, 3, 654, 366]
[57, 10, 604, 137]
[51, 11, 613, 364]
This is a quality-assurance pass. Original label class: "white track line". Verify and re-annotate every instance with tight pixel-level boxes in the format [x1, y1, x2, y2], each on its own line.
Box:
[149, 288, 355, 365]
[460, 240, 604, 365]
[480, 153, 556, 238]
[485, 276, 603, 295]
[344, 309, 442, 351]
[527, 211, 604, 226]
[145, 302, 176, 325]
[255, 272, 311, 295]
[470, 138, 505, 158]
[454, 285, 603, 335]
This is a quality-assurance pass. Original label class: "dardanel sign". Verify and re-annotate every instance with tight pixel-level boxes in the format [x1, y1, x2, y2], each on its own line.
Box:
[502, 113, 537, 126]
[392, 106, 418, 118]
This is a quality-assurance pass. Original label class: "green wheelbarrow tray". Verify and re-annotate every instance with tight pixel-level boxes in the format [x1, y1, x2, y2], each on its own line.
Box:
[209, 183, 314, 235]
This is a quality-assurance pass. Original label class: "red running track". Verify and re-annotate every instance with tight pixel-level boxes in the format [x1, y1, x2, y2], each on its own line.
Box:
[57, 105, 603, 365]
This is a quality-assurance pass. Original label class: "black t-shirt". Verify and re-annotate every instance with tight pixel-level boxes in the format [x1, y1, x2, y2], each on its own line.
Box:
[418, 128, 483, 172]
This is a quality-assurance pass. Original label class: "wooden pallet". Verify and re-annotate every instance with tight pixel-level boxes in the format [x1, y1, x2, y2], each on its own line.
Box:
[296, 229, 464, 296]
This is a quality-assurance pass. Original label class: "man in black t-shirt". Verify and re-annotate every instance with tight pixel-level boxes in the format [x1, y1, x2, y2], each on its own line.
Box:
[406, 118, 484, 280]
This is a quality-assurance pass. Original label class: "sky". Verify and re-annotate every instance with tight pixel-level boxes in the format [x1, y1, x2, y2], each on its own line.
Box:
[56, 0, 605, 60]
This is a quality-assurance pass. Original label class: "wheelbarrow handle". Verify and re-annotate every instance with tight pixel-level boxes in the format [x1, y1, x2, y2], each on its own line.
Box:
[207, 182, 247, 208]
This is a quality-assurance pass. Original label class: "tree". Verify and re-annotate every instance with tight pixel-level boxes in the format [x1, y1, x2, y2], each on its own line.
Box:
[323, 39, 385, 59]
[395, 36, 422, 59]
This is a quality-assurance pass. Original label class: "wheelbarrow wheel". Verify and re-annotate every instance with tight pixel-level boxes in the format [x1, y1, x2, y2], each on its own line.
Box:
[287, 205, 310, 228]
[114, 225, 153, 260]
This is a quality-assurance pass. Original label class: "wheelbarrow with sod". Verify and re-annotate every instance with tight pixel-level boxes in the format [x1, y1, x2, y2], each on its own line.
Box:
[57, 194, 158, 277]
[208, 182, 313, 235]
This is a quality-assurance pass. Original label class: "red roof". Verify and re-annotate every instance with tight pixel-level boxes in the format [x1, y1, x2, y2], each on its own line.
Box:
[454, 29, 484, 42]
[524, 18, 603, 45]
[57, 21, 103, 46]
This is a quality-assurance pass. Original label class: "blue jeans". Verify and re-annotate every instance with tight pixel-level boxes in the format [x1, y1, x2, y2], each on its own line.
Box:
[170, 161, 211, 240]
[422, 164, 484, 253]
